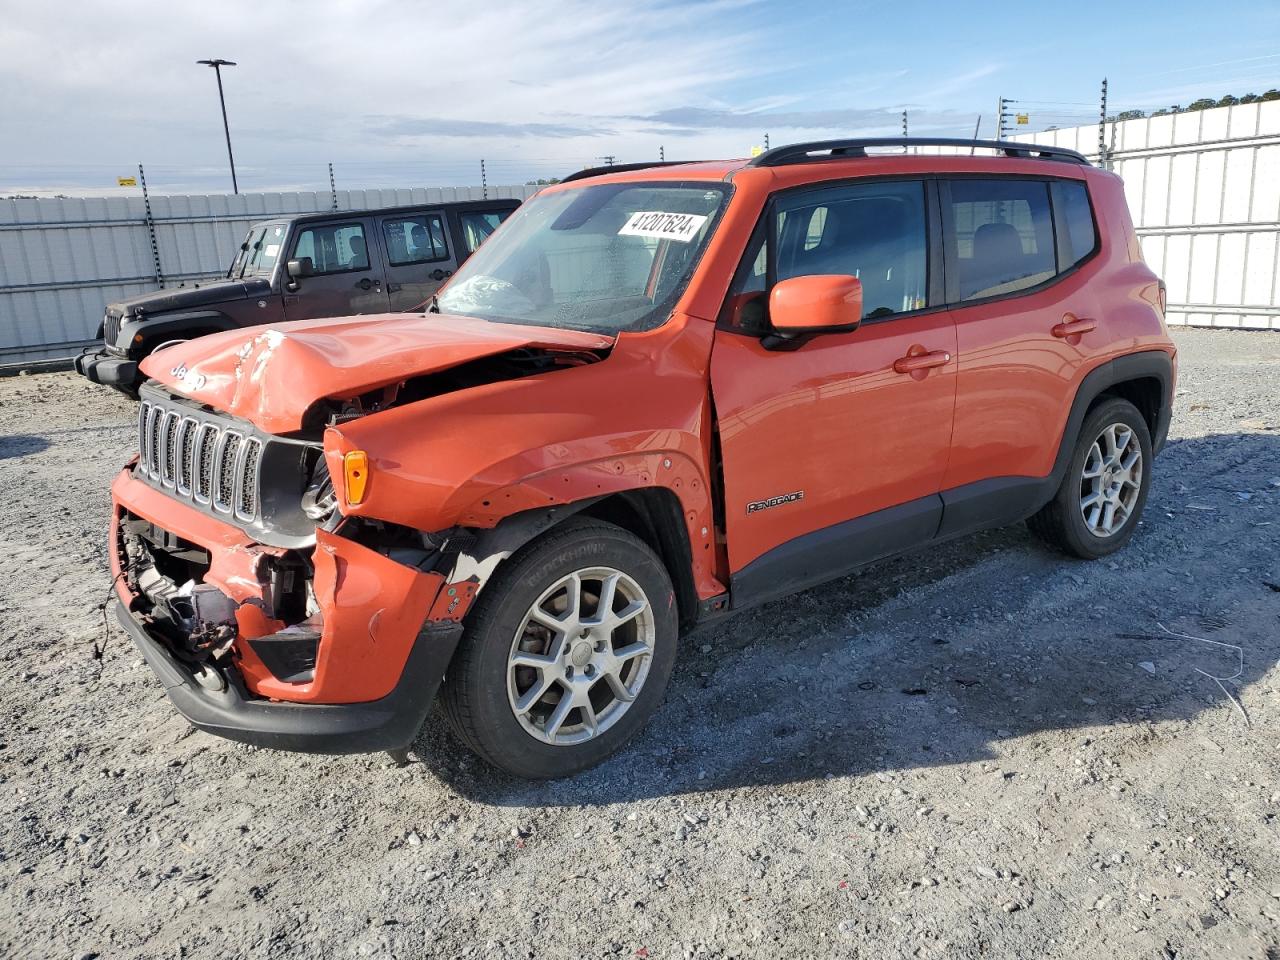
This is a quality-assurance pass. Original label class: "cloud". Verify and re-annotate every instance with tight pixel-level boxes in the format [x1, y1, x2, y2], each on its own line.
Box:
[625, 105, 978, 137]
[0, 0, 1003, 192]
[367, 116, 608, 140]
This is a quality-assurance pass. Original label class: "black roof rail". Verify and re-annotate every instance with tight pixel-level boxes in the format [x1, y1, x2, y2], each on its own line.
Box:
[560, 160, 703, 183]
[748, 137, 1089, 168]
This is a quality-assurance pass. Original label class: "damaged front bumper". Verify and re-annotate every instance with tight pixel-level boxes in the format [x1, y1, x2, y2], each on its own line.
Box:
[110, 467, 464, 753]
[113, 603, 461, 753]
[75, 346, 138, 391]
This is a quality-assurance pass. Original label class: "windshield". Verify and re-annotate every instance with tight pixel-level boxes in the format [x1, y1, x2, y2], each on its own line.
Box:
[228, 222, 287, 279]
[436, 182, 730, 334]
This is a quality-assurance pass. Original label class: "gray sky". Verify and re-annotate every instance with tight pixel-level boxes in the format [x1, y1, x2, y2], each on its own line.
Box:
[3, 0, 1278, 195]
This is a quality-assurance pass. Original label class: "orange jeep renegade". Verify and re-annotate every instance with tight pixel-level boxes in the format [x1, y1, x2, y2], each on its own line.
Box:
[110, 138, 1176, 778]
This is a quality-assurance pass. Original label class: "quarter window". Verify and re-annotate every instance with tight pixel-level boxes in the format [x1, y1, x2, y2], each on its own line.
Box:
[1057, 181, 1098, 268]
[459, 211, 506, 254]
[948, 179, 1055, 301]
[382, 214, 449, 266]
[292, 222, 369, 274]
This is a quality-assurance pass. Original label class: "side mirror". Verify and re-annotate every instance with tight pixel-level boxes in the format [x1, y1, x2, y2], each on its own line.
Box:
[768, 275, 863, 338]
[286, 257, 314, 279]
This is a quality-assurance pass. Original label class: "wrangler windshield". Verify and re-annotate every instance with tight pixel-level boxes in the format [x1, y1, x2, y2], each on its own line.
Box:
[436, 182, 729, 334]
[228, 222, 287, 279]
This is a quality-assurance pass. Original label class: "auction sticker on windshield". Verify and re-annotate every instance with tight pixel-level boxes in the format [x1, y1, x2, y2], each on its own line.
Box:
[619, 211, 709, 243]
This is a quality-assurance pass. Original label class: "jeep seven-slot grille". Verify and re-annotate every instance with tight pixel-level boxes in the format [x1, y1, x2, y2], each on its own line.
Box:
[137, 398, 263, 522]
[103, 311, 121, 347]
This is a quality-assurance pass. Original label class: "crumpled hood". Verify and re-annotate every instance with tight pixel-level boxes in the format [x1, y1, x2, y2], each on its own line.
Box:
[109, 277, 270, 315]
[140, 312, 614, 435]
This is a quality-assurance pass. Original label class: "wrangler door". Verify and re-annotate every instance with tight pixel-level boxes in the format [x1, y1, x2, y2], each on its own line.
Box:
[709, 179, 958, 605]
[376, 210, 458, 311]
[283, 218, 389, 320]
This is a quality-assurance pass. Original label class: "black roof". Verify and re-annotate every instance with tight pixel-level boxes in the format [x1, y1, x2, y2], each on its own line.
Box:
[256, 196, 522, 227]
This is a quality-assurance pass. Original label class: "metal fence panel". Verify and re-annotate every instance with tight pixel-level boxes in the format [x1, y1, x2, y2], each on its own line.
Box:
[0, 183, 542, 365]
[1013, 100, 1280, 330]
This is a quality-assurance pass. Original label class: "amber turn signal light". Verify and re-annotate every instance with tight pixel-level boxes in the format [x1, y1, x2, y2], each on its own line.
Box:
[343, 450, 370, 505]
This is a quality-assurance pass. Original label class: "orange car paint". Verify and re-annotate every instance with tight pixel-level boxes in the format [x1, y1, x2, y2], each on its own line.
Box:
[140, 313, 614, 435]
[112, 469, 446, 704]
[112, 149, 1174, 717]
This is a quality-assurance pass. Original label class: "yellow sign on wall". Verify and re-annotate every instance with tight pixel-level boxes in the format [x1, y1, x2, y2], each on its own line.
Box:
[1016, 113, 1030, 125]
[750, 145, 764, 157]
[117, 176, 137, 187]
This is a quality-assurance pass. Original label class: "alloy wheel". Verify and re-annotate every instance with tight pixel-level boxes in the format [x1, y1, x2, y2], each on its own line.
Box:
[1079, 421, 1143, 537]
[506, 567, 655, 746]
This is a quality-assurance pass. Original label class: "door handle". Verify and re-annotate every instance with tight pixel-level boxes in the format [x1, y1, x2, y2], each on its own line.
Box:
[430, 268, 453, 282]
[1052, 315, 1096, 338]
[893, 349, 951, 376]
[387, 282, 402, 293]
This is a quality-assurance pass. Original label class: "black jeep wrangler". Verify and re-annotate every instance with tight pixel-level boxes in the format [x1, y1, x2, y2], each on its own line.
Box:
[75, 198, 520, 394]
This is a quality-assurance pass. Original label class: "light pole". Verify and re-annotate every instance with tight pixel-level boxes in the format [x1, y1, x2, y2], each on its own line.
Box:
[197, 58, 239, 194]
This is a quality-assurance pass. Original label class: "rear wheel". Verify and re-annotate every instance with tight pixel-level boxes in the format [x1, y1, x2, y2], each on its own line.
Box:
[1028, 397, 1152, 559]
[441, 519, 678, 779]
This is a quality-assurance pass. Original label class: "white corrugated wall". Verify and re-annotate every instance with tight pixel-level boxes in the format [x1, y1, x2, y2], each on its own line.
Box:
[1011, 100, 1280, 330]
[0, 184, 542, 365]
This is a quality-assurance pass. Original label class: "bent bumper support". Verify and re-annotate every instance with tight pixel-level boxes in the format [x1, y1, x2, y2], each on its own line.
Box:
[116, 603, 463, 754]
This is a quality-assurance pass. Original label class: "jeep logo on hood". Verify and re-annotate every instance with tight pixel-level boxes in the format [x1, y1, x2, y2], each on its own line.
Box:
[169, 363, 207, 391]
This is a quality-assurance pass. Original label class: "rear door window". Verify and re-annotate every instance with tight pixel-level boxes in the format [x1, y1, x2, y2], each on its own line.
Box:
[947, 179, 1055, 301]
[292, 222, 370, 274]
[382, 213, 449, 266]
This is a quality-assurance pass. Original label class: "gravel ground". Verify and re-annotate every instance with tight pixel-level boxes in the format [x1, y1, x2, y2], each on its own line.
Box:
[1, 327, 1279, 960]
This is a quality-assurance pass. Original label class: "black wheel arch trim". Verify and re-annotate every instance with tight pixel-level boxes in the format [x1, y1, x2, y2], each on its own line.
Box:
[122, 310, 238, 353]
[1047, 350, 1173, 484]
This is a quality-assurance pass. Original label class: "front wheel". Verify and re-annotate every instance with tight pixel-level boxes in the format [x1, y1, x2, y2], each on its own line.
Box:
[1028, 397, 1153, 559]
[441, 519, 678, 779]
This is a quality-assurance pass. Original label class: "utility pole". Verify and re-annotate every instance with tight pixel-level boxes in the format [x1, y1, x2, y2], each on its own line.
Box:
[197, 59, 239, 194]
[902, 110, 908, 152]
[328, 162, 338, 210]
[659, 145, 665, 161]
[598, 155, 617, 166]
[996, 97, 1015, 139]
[1098, 78, 1109, 168]
[480, 158, 488, 199]
[764, 132, 770, 150]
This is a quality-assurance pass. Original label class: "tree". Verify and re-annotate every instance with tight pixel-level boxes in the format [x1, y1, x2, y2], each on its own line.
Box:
[1239, 93, 1261, 104]
[1217, 95, 1240, 107]
[1263, 89, 1280, 101]
[1110, 109, 1145, 121]
[1187, 98, 1217, 111]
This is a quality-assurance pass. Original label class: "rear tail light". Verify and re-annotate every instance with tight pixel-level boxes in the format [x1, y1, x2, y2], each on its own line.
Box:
[1157, 280, 1168, 316]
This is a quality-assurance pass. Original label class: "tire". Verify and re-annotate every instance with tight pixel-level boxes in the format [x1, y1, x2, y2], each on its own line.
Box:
[441, 519, 679, 779]
[1028, 397, 1153, 560]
